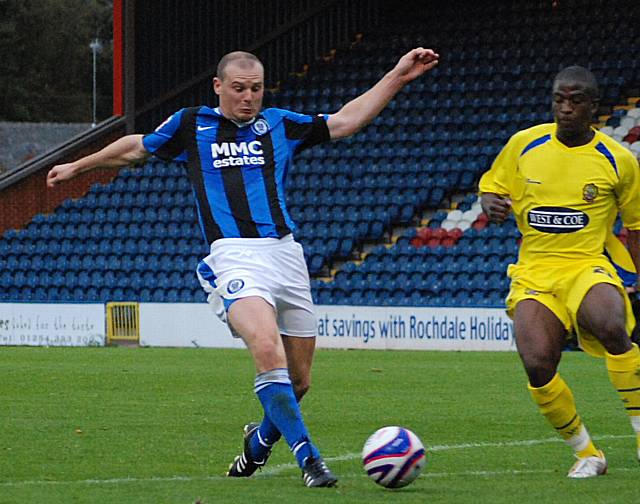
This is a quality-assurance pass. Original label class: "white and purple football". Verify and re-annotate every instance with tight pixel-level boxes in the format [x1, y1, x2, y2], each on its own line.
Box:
[362, 426, 427, 488]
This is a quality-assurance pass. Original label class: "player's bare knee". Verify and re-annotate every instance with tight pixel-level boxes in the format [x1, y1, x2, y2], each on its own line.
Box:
[593, 315, 624, 337]
[286, 361, 311, 399]
[292, 377, 310, 400]
[526, 365, 557, 388]
[594, 320, 632, 354]
[252, 339, 285, 369]
[521, 353, 558, 387]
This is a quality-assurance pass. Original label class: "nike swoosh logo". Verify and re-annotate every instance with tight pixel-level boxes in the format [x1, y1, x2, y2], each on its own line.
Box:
[526, 179, 542, 184]
[197, 125, 216, 131]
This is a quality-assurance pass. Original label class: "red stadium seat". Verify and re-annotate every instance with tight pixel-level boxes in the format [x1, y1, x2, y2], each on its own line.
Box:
[623, 125, 640, 144]
[432, 228, 447, 240]
[410, 237, 423, 248]
[417, 227, 432, 242]
[472, 219, 488, 230]
[472, 212, 489, 230]
[448, 228, 463, 240]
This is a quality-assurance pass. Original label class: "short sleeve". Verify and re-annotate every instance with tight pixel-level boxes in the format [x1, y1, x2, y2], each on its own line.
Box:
[478, 137, 519, 197]
[142, 109, 188, 162]
[616, 154, 640, 230]
[271, 109, 330, 153]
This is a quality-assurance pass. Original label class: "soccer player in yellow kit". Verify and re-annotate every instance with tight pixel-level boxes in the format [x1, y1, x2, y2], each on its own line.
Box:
[479, 66, 640, 478]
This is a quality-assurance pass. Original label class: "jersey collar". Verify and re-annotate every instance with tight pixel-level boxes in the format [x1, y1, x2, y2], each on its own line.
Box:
[552, 124, 599, 150]
[214, 107, 258, 128]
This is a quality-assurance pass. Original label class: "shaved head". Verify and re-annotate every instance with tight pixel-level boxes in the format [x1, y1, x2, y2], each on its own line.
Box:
[213, 51, 265, 122]
[216, 51, 263, 81]
[553, 66, 599, 100]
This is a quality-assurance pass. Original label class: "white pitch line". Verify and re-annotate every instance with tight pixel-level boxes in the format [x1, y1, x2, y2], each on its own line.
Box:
[257, 433, 635, 477]
[1, 434, 635, 487]
[428, 433, 635, 452]
[0, 475, 228, 488]
[422, 467, 638, 478]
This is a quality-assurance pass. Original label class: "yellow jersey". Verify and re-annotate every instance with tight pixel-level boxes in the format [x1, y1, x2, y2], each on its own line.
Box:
[479, 123, 640, 266]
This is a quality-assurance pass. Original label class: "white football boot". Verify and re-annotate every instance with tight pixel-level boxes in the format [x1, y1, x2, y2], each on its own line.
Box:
[567, 450, 607, 478]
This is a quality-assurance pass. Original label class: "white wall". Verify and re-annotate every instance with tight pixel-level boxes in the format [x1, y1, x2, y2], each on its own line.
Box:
[0, 303, 515, 351]
[139, 303, 242, 348]
[0, 303, 105, 346]
[140, 304, 515, 351]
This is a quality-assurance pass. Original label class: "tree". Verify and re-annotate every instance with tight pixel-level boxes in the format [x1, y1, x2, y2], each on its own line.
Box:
[0, 0, 113, 123]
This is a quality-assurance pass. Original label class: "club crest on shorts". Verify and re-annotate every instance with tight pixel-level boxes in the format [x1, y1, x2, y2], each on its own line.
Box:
[227, 279, 245, 294]
[251, 119, 269, 136]
[582, 183, 598, 203]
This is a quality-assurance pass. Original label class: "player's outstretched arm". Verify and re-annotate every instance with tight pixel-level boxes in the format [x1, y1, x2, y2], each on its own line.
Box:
[46, 134, 149, 188]
[326, 47, 439, 139]
[480, 192, 512, 224]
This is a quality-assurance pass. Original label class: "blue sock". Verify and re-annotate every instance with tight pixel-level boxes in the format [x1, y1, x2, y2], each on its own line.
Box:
[249, 416, 281, 461]
[254, 368, 320, 468]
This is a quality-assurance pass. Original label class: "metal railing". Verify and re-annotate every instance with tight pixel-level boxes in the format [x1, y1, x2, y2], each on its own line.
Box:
[0, 116, 126, 191]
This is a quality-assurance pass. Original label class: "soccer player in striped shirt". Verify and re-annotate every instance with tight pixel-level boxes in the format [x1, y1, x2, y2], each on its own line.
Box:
[47, 47, 439, 487]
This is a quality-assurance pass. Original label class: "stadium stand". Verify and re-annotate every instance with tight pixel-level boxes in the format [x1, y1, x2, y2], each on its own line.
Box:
[0, 122, 92, 172]
[0, 0, 638, 307]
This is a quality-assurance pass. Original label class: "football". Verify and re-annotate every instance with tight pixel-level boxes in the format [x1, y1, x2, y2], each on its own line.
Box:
[362, 426, 427, 488]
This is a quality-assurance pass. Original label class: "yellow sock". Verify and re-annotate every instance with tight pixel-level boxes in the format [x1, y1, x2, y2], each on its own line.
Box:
[528, 373, 600, 458]
[606, 343, 640, 451]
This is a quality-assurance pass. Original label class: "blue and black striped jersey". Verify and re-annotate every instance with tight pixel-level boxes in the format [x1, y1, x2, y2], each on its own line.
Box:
[143, 106, 330, 244]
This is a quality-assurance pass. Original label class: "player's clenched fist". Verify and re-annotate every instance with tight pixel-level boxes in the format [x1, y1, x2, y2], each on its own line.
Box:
[46, 163, 77, 188]
[480, 193, 512, 223]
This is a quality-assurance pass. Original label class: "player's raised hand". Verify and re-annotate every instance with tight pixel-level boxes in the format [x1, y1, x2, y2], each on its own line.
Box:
[480, 193, 512, 223]
[45, 135, 149, 189]
[392, 47, 439, 84]
[46, 163, 77, 188]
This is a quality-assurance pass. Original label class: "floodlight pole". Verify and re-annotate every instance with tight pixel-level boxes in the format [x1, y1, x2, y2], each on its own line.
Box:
[89, 38, 103, 127]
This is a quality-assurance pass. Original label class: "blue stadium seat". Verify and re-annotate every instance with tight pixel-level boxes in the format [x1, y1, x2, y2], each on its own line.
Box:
[308, 254, 325, 275]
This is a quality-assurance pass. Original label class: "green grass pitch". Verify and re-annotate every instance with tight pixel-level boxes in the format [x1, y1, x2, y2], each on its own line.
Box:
[0, 347, 637, 503]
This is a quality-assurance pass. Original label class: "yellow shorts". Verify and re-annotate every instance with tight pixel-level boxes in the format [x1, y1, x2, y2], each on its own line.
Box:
[505, 257, 635, 357]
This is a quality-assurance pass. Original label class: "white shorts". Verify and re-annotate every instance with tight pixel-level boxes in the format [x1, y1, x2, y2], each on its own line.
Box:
[196, 234, 317, 338]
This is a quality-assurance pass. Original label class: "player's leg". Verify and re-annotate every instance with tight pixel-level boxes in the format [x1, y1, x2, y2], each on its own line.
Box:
[225, 296, 286, 477]
[283, 335, 315, 400]
[227, 296, 334, 486]
[514, 299, 565, 386]
[247, 335, 315, 463]
[578, 283, 640, 460]
[514, 299, 604, 476]
[577, 283, 632, 353]
[243, 234, 327, 466]
[287, 337, 336, 489]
